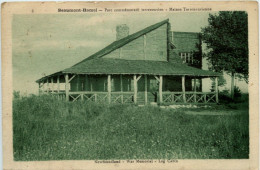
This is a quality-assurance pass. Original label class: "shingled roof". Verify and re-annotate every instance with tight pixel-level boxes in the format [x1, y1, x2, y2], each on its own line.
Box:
[36, 58, 220, 83]
[63, 58, 221, 77]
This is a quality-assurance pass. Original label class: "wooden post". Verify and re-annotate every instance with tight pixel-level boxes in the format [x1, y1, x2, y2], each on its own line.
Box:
[215, 77, 219, 103]
[57, 76, 60, 93]
[194, 78, 197, 103]
[51, 77, 54, 93]
[76, 75, 80, 91]
[159, 75, 163, 103]
[108, 75, 111, 104]
[194, 78, 197, 92]
[144, 75, 148, 104]
[90, 76, 93, 92]
[81, 94, 83, 101]
[38, 82, 41, 95]
[95, 94, 97, 102]
[65, 74, 69, 101]
[84, 74, 88, 91]
[143, 34, 146, 60]
[120, 75, 123, 103]
[42, 81, 45, 93]
[47, 78, 49, 94]
[182, 76, 186, 103]
[134, 75, 137, 104]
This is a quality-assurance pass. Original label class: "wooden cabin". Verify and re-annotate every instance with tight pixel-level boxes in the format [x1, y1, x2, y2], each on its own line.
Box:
[36, 19, 220, 105]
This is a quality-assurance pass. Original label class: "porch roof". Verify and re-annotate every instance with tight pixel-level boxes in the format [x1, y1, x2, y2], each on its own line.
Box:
[64, 58, 220, 76]
[36, 58, 221, 83]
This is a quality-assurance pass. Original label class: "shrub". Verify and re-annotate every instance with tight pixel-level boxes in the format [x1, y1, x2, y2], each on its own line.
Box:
[219, 90, 233, 103]
[219, 87, 245, 103]
[234, 86, 242, 99]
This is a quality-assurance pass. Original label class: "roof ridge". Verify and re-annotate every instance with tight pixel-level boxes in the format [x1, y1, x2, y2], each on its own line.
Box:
[71, 19, 169, 67]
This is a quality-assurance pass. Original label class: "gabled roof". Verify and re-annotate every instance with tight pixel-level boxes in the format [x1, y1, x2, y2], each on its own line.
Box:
[36, 19, 221, 83]
[63, 58, 221, 77]
[73, 19, 169, 67]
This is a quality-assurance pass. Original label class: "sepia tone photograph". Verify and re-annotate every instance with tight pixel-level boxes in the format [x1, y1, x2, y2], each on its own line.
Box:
[2, 1, 259, 170]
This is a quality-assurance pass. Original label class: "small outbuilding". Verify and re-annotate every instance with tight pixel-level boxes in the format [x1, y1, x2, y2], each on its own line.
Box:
[36, 19, 220, 104]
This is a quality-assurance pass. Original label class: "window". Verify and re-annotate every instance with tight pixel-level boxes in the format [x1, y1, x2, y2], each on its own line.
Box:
[179, 52, 194, 64]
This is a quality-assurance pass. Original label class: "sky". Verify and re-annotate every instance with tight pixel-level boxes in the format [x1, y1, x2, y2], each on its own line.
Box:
[13, 12, 214, 94]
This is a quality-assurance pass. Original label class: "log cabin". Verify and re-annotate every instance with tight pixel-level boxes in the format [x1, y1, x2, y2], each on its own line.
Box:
[36, 19, 220, 105]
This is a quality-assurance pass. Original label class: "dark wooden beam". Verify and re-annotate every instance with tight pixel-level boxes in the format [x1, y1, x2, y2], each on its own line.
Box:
[134, 75, 137, 104]
[108, 75, 111, 104]
[65, 74, 69, 101]
[145, 75, 148, 104]
[57, 75, 60, 93]
[159, 75, 163, 103]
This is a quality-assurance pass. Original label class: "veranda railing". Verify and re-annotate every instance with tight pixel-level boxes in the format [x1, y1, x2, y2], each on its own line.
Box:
[162, 91, 217, 104]
[42, 90, 218, 104]
[67, 91, 134, 103]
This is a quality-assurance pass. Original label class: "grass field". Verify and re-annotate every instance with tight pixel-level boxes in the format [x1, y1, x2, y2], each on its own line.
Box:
[13, 95, 249, 160]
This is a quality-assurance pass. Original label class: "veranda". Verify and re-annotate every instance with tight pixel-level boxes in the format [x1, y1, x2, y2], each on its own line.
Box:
[38, 73, 219, 105]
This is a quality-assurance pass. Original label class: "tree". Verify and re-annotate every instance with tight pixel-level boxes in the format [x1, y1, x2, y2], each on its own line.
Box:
[201, 11, 248, 99]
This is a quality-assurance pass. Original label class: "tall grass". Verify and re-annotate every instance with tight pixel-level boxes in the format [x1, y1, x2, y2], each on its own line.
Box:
[13, 95, 249, 160]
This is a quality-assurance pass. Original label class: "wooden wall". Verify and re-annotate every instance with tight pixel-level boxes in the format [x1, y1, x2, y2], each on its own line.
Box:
[103, 24, 168, 61]
[102, 29, 201, 66]
[169, 31, 202, 68]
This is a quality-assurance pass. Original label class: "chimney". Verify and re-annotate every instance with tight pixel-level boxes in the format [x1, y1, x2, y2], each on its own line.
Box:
[116, 24, 129, 40]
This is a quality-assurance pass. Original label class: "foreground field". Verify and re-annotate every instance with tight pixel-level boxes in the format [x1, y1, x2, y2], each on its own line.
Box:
[13, 95, 249, 160]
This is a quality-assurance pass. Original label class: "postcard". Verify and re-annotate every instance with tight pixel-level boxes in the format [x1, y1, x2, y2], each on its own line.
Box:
[1, 1, 258, 170]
